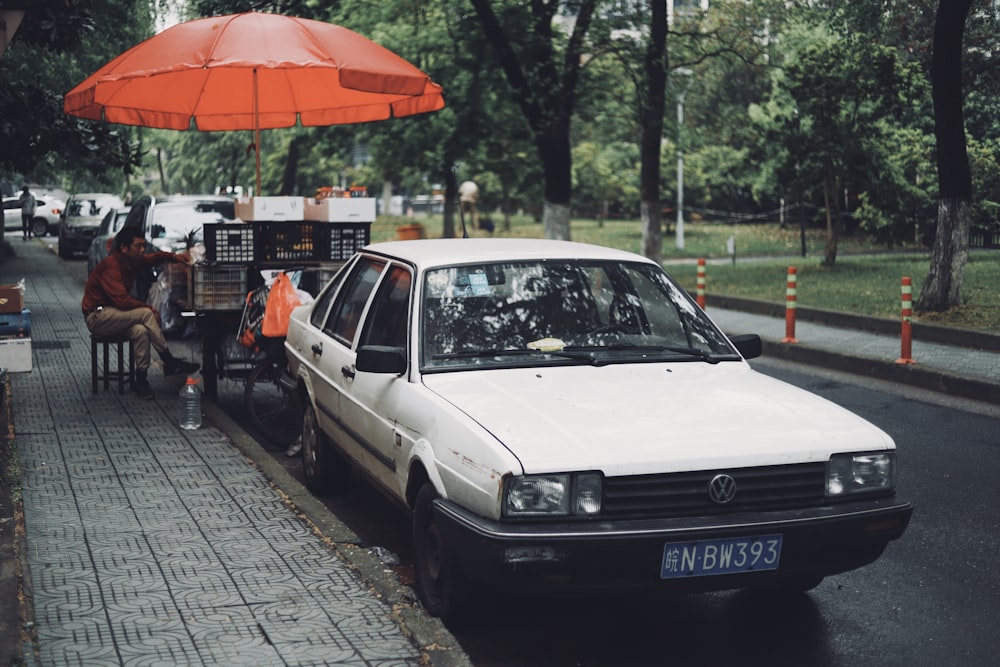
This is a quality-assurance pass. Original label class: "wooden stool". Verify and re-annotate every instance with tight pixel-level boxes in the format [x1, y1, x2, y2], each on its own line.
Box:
[91, 335, 135, 394]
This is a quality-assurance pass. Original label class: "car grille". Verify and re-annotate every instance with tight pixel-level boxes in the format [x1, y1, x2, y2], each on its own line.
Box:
[602, 462, 828, 518]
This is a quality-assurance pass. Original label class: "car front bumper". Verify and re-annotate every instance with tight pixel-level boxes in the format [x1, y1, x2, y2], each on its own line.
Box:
[434, 497, 913, 594]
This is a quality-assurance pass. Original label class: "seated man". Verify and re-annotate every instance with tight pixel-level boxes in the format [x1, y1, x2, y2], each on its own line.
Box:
[82, 226, 199, 399]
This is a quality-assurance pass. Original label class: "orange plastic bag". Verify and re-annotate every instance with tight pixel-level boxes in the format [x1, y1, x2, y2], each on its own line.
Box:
[261, 273, 302, 338]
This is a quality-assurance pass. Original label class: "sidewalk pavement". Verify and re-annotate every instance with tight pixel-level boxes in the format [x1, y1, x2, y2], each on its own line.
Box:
[0, 240, 472, 666]
[1, 239, 997, 666]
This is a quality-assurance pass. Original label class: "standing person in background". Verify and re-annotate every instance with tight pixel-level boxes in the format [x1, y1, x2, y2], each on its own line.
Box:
[82, 227, 199, 399]
[18, 186, 36, 240]
[458, 180, 479, 233]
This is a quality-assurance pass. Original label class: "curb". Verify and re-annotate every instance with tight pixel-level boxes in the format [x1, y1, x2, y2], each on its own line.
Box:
[707, 293, 1000, 406]
[201, 400, 474, 667]
[760, 340, 1000, 406]
[706, 294, 1000, 351]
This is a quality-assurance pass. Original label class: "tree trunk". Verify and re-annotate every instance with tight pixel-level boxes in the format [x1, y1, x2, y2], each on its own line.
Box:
[501, 179, 512, 233]
[640, 0, 668, 265]
[920, 198, 970, 310]
[279, 137, 300, 196]
[539, 126, 573, 240]
[381, 179, 393, 217]
[156, 148, 168, 195]
[821, 164, 840, 267]
[443, 168, 458, 238]
[917, 0, 974, 312]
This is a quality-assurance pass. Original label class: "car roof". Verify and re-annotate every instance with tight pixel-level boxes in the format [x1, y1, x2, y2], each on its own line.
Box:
[364, 238, 655, 269]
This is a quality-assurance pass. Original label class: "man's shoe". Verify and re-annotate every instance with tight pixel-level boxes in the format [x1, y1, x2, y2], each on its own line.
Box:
[132, 381, 155, 400]
[163, 357, 200, 376]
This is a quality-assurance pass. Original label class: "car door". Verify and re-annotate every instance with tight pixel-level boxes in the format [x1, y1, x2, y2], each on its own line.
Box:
[336, 263, 413, 492]
[2, 199, 20, 232]
[312, 257, 386, 465]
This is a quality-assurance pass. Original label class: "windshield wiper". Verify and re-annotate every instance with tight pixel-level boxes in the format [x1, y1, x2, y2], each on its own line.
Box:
[565, 343, 736, 364]
[432, 348, 599, 364]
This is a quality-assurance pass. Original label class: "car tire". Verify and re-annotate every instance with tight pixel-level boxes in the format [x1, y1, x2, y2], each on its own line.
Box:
[300, 402, 347, 495]
[58, 237, 72, 259]
[413, 482, 470, 621]
[31, 218, 48, 238]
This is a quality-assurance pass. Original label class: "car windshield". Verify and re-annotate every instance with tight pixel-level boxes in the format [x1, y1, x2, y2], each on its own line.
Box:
[150, 206, 226, 244]
[421, 259, 739, 371]
[69, 196, 121, 217]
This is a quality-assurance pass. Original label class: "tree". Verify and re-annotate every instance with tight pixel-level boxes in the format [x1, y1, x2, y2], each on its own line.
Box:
[0, 0, 150, 189]
[749, 22, 909, 266]
[916, 0, 975, 312]
[637, 0, 668, 263]
[468, 0, 599, 240]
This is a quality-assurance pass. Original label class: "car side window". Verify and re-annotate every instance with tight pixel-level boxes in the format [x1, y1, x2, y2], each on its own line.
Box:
[309, 267, 349, 329]
[359, 265, 411, 350]
[322, 257, 386, 345]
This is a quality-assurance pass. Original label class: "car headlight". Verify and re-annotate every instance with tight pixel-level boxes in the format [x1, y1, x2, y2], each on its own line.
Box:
[503, 472, 603, 517]
[826, 452, 896, 496]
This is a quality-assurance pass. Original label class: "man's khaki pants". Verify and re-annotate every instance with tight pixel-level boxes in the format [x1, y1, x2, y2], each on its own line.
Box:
[85, 307, 166, 372]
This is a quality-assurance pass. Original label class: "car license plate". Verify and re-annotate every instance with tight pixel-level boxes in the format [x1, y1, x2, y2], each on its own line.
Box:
[660, 534, 782, 579]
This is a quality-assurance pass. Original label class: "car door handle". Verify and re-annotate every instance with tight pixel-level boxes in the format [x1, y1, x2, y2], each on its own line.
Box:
[311, 343, 322, 356]
[341, 365, 355, 379]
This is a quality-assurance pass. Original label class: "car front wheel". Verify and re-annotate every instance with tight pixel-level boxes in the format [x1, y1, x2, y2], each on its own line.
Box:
[413, 482, 469, 621]
[300, 401, 347, 495]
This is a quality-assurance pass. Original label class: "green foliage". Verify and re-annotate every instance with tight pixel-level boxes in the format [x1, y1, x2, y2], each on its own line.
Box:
[572, 141, 640, 218]
[4, 0, 1000, 268]
[0, 0, 152, 190]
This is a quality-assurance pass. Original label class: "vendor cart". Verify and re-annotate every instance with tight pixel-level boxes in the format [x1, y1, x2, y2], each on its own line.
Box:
[189, 196, 374, 401]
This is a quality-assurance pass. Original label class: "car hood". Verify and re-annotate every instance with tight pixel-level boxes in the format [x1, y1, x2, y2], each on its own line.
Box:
[421, 362, 894, 476]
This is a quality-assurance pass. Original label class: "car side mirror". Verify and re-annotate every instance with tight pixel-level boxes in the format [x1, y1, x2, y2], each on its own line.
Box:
[356, 345, 407, 375]
[729, 334, 762, 360]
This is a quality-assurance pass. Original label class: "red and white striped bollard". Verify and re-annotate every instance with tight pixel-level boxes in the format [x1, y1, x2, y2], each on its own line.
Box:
[895, 276, 917, 364]
[781, 266, 799, 343]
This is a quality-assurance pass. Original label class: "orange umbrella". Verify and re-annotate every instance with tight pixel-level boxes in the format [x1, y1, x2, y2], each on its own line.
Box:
[64, 12, 445, 193]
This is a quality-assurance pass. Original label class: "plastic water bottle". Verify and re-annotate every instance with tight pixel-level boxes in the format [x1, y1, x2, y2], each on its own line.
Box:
[179, 376, 202, 430]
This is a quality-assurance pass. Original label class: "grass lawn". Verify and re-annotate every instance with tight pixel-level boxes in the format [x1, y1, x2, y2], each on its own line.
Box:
[371, 214, 999, 334]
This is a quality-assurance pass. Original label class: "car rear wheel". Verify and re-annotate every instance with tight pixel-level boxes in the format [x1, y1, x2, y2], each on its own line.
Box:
[31, 218, 48, 237]
[413, 482, 469, 621]
[300, 402, 347, 495]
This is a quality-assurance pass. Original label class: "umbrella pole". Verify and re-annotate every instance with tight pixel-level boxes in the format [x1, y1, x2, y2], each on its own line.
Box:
[254, 68, 262, 195]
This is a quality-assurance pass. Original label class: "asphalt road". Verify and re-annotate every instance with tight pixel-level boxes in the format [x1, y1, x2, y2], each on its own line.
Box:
[56, 244, 1000, 667]
[240, 341, 1000, 666]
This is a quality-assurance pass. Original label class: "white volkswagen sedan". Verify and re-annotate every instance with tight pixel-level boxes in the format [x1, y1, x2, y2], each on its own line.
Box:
[284, 239, 912, 620]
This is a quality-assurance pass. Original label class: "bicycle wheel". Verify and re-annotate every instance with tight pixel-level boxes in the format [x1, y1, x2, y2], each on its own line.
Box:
[244, 358, 299, 448]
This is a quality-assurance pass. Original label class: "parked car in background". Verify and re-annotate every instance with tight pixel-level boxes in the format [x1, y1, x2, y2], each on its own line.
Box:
[3, 194, 65, 238]
[284, 238, 913, 621]
[122, 194, 235, 255]
[121, 195, 236, 332]
[87, 206, 132, 274]
[58, 193, 125, 258]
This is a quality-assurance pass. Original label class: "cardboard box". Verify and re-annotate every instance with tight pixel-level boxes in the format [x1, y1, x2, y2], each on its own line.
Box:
[0, 285, 24, 314]
[304, 197, 377, 223]
[234, 196, 304, 221]
[0, 338, 32, 372]
[0, 309, 31, 339]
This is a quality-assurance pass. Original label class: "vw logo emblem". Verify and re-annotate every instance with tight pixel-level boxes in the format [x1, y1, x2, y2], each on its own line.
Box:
[708, 474, 737, 504]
